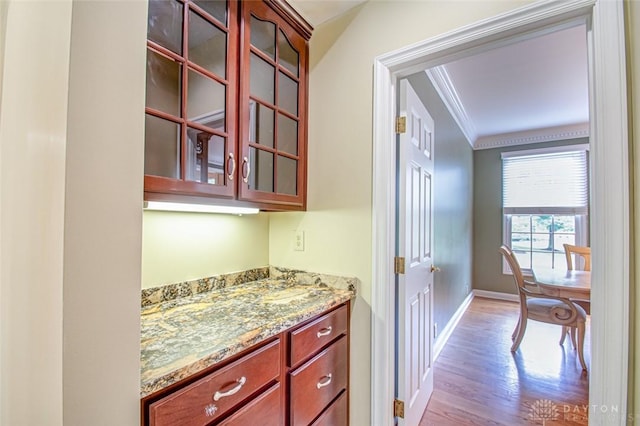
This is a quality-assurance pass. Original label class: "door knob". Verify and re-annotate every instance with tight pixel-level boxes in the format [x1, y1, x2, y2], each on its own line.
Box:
[430, 265, 440, 273]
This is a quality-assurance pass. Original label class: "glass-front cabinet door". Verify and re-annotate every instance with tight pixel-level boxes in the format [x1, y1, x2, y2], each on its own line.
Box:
[238, 1, 308, 209]
[144, 0, 238, 200]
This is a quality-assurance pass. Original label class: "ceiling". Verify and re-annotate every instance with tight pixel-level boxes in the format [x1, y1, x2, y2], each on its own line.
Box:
[288, 0, 368, 27]
[426, 23, 589, 150]
[287, 1, 590, 150]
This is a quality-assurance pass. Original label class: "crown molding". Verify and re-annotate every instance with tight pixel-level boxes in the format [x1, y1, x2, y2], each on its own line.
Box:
[425, 67, 589, 151]
[425, 66, 477, 147]
[474, 122, 590, 150]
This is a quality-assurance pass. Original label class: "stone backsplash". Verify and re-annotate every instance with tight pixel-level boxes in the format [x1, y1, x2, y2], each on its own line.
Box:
[141, 266, 359, 308]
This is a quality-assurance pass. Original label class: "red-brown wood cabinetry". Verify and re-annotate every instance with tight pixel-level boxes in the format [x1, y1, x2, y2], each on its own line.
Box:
[141, 302, 349, 425]
[289, 337, 348, 425]
[144, 0, 311, 211]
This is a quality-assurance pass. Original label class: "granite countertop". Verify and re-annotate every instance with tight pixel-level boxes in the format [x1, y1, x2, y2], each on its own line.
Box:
[140, 273, 356, 397]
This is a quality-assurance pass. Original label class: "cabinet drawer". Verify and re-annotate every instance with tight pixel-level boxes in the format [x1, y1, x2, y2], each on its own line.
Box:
[311, 391, 347, 426]
[149, 339, 280, 426]
[289, 304, 347, 366]
[289, 337, 348, 426]
[219, 383, 283, 426]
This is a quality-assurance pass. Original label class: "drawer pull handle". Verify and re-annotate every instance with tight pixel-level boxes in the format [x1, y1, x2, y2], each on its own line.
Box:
[316, 326, 332, 338]
[227, 153, 236, 181]
[316, 374, 332, 389]
[242, 157, 250, 184]
[213, 376, 247, 401]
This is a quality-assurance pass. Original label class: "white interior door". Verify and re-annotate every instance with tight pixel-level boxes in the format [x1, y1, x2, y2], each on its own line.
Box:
[395, 79, 435, 425]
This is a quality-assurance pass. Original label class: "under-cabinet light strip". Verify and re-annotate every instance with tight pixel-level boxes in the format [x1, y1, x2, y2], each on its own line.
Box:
[144, 201, 259, 215]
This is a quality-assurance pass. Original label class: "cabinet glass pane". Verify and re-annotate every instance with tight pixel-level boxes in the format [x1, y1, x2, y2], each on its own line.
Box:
[278, 29, 299, 77]
[277, 156, 297, 195]
[278, 72, 298, 115]
[145, 114, 180, 179]
[146, 49, 181, 116]
[250, 16, 275, 59]
[148, 0, 183, 55]
[277, 114, 297, 155]
[249, 147, 274, 192]
[193, 0, 227, 25]
[187, 70, 226, 125]
[250, 53, 275, 104]
[189, 11, 226, 78]
[250, 102, 274, 148]
[186, 127, 225, 185]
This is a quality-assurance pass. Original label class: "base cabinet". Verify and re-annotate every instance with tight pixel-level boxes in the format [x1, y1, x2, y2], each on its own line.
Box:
[219, 383, 283, 426]
[141, 302, 350, 425]
[289, 337, 348, 425]
[311, 391, 348, 426]
[147, 340, 281, 426]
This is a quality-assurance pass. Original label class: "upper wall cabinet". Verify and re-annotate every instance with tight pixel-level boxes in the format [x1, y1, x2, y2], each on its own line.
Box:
[144, 0, 311, 211]
[238, 1, 309, 209]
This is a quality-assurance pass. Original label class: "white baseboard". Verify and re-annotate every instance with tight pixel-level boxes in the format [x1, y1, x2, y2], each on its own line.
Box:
[432, 289, 520, 363]
[472, 289, 519, 302]
[433, 291, 474, 361]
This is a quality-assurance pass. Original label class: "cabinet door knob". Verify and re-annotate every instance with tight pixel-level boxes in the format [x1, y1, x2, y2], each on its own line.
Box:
[242, 157, 250, 184]
[316, 374, 332, 389]
[227, 153, 236, 181]
[316, 326, 332, 338]
[213, 376, 247, 401]
[430, 265, 440, 273]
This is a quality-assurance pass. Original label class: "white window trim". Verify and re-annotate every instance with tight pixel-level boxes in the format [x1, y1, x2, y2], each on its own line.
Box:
[501, 144, 589, 274]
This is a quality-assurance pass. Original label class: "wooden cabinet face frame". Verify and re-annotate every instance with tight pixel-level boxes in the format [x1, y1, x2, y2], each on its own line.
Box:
[238, 0, 308, 209]
[141, 302, 350, 426]
[145, 0, 239, 200]
[144, 0, 310, 211]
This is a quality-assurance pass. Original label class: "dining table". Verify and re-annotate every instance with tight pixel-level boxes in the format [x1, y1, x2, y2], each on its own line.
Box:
[532, 267, 591, 300]
[532, 266, 591, 372]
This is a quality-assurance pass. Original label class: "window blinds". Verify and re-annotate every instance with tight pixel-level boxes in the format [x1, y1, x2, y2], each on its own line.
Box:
[502, 149, 588, 215]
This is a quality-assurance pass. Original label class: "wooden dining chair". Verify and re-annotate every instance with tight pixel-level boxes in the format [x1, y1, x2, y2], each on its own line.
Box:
[499, 245, 588, 370]
[561, 244, 591, 345]
[564, 244, 591, 272]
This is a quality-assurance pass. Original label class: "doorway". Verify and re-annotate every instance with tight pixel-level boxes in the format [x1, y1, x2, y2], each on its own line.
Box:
[372, 0, 629, 424]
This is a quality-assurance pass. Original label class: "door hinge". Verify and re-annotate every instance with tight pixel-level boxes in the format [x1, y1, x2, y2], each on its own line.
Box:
[394, 256, 405, 275]
[396, 116, 407, 134]
[394, 398, 405, 418]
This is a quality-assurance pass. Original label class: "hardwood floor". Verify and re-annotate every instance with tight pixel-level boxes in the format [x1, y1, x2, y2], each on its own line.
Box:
[420, 297, 589, 426]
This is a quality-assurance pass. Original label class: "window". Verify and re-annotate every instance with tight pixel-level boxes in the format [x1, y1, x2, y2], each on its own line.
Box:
[502, 145, 589, 272]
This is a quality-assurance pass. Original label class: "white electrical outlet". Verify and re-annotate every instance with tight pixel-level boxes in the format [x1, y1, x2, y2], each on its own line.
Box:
[294, 230, 305, 251]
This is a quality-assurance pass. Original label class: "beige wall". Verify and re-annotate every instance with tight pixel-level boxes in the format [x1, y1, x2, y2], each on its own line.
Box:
[629, 0, 640, 418]
[1, 0, 146, 425]
[142, 211, 270, 288]
[268, 1, 532, 423]
[62, 1, 147, 425]
[0, 1, 71, 424]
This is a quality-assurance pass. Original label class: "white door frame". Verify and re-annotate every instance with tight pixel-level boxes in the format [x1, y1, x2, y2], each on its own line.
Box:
[371, 1, 629, 425]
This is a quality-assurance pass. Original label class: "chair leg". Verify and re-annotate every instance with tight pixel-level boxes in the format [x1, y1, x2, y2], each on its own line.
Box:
[570, 327, 577, 348]
[511, 317, 527, 352]
[576, 322, 587, 371]
[559, 326, 569, 345]
[512, 317, 521, 341]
